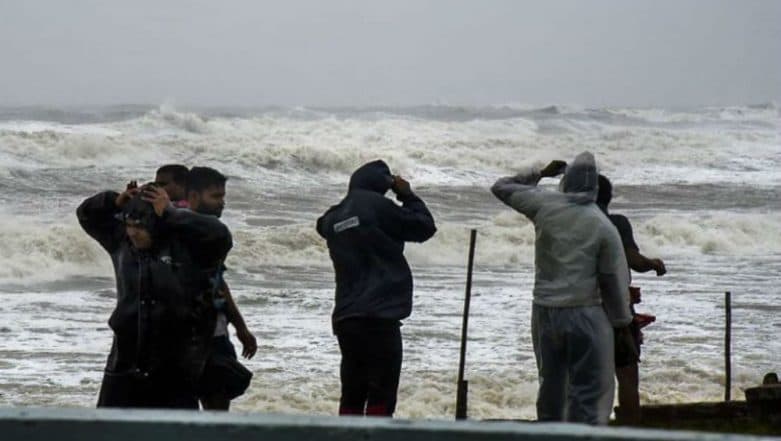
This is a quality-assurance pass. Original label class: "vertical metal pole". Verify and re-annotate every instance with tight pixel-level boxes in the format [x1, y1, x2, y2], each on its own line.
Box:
[456, 229, 477, 420]
[725, 291, 732, 402]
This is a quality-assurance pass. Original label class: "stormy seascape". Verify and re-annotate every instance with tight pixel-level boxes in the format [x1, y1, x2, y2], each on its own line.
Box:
[0, 103, 778, 418]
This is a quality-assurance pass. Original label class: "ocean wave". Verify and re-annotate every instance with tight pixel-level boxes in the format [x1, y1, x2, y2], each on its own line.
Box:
[0, 129, 165, 169]
[0, 217, 111, 284]
[2, 210, 779, 284]
[1, 104, 778, 187]
[410, 211, 781, 267]
[225, 210, 781, 272]
[233, 366, 754, 419]
[5, 102, 777, 123]
[234, 369, 540, 419]
[637, 212, 781, 255]
[137, 105, 211, 134]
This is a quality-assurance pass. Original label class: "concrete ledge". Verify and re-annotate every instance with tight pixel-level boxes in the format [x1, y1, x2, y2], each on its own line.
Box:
[0, 407, 774, 441]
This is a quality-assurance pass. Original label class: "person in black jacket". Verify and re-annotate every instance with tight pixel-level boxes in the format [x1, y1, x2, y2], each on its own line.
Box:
[185, 167, 256, 411]
[316, 160, 437, 417]
[77, 182, 232, 409]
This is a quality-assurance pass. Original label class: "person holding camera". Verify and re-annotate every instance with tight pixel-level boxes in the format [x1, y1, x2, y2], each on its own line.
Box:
[316, 160, 437, 417]
[491, 152, 632, 425]
[77, 181, 232, 409]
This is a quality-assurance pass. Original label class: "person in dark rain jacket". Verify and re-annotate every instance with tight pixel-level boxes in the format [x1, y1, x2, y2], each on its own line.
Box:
[77, 182, 232, 409]
[316, 160, 436, 417]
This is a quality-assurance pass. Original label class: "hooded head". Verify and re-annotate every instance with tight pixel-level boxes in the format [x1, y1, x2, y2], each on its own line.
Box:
[348, 160, 394, 194]
[121, 189, 159, 250]
[558, 151, 599, 203]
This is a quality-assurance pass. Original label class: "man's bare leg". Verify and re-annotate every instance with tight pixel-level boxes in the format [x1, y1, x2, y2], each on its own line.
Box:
[616, 363, 640, 425]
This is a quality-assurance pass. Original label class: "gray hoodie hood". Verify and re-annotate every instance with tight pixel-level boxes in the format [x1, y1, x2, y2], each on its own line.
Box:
[559, 151, 599, 204]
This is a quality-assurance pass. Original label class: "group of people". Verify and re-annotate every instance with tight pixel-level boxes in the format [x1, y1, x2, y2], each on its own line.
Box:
[491, 152, 665, 425]
[77, 165, 256, 410]
[77, 151, 665, 426]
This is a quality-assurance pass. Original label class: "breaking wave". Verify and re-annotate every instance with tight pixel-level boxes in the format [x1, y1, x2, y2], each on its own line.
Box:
[0, 104, 778, 186]
[4, 210, 778, 285]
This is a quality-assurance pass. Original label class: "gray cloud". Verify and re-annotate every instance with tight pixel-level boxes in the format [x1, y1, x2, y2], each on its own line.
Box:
[1, 0, 779, 107]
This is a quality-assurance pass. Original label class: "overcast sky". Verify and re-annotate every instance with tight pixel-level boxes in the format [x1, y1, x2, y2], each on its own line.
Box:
[1, 0, 779, 108]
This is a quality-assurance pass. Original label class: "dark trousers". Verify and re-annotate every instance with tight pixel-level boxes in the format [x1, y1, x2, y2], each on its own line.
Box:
[335, 319, 402, 417]
[97, 370, 198, 409]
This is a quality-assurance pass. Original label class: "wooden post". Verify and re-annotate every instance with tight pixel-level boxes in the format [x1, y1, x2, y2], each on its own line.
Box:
[456, 229, 477, 420]
[725, 291, 732, 402]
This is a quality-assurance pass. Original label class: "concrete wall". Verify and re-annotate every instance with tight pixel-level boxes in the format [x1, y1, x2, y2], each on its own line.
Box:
[0, 407, 774, 441]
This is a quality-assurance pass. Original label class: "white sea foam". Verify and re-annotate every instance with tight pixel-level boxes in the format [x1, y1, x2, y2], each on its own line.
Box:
[0, 216, 111, 284]
[1, 210, 779, 285]
[161, 211, 781, 276]
[1, 105, 779, 417]
[1, 105, 778, 186]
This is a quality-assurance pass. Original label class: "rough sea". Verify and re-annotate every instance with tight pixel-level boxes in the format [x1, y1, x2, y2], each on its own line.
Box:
[0, 103, 779, 419]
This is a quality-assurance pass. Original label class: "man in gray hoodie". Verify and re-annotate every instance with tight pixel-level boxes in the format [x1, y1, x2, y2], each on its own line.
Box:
[491, 152, 632, 425]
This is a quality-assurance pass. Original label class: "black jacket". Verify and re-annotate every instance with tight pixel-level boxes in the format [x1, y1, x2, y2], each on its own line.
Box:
[316, 161, 436, 330]
[77, 191, 232, 383]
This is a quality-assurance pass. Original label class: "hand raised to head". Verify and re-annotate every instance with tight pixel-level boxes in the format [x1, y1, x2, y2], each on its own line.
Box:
[141, 185, 171, 217]
[115, 181, 140, 208]
[391, 175, 412, 196]
[540, 160, 567, 178]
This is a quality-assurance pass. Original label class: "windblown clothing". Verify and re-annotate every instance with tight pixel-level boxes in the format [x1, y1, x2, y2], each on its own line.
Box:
[316, 160, 436, 416]
[491, 152, 631, 425]
[316, 160, 437, 328]
[77, 191, 232, 409]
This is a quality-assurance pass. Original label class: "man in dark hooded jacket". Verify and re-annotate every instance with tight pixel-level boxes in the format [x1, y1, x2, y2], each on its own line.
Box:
[77, 182, 232, 409]
[316, 160, 436, 417]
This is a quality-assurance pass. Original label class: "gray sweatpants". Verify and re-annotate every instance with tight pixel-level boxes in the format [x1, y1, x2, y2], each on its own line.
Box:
[531, 304, 615, 425]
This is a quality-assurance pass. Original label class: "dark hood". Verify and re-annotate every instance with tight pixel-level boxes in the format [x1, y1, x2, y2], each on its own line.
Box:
[348, 160, 394, 194]
[121, 195, 160, 232]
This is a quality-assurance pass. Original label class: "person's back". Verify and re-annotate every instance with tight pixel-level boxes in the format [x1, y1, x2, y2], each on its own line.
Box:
[317, 160, 436, 326]
[492, 154, 630, 323]
[317, 160, 436, 417]
[532, 198, 624, 309]
[491, 152, 631, 425]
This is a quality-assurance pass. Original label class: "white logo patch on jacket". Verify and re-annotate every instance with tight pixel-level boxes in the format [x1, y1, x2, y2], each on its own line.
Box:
[334, 216, 360, 233]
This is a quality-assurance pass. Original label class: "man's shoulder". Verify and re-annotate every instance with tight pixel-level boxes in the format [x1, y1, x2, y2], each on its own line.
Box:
[608, 212, 631, 224]
[528, 190, 572, 215]
[607, 212, 639, 250]
[608, 213, 633, 231]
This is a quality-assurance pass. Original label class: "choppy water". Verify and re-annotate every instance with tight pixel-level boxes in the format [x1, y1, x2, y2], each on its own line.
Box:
[0, 103, 779, 418]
